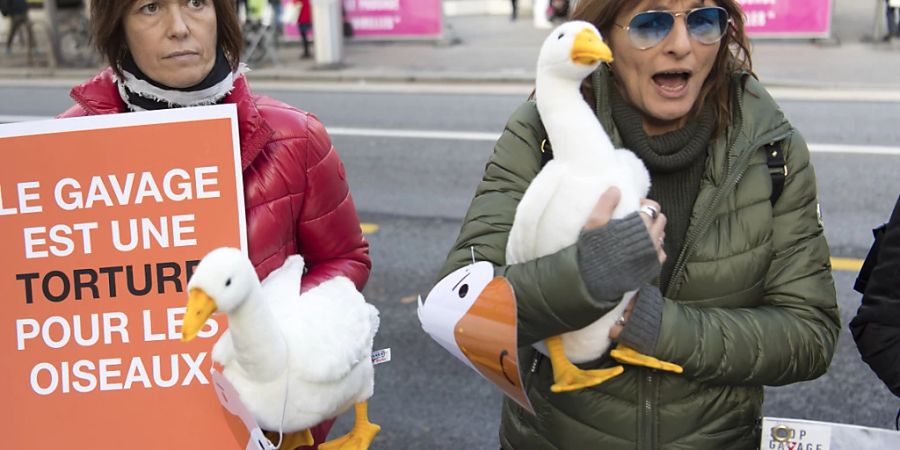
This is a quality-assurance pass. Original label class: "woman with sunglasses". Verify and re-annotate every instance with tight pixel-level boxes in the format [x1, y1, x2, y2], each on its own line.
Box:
[438, 0, 839, 448]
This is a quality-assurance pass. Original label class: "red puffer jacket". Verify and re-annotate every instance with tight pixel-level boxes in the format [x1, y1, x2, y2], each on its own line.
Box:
[60, 68, 371, 449]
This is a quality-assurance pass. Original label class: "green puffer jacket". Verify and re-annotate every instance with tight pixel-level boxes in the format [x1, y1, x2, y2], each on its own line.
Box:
[437, 68, 840, 450]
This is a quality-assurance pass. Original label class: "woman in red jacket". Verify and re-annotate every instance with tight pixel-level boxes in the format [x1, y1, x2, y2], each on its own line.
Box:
[59, 1, 371, 449]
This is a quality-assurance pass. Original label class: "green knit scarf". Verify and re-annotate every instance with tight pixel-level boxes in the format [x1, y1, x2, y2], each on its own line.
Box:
[609, 84, 715, 292]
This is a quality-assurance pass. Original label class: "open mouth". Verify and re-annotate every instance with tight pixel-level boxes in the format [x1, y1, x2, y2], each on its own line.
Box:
[652, 70, 692, 92]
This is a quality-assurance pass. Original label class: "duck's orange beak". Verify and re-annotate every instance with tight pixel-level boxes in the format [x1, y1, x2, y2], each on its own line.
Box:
[182, 288, 217, 342]
[571, 28, 613, 65]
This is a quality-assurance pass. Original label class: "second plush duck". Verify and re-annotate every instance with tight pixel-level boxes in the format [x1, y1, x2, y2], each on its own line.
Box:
[181, 247, 380, 450]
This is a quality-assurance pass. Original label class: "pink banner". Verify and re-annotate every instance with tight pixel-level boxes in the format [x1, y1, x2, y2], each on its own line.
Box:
[282, 0, 442, 41]
[343, 0, 443, 38]
[740, 0, 832, 38]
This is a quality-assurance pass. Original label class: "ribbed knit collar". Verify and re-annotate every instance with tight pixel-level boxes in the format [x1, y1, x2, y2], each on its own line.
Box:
[609, 81, 715, 174]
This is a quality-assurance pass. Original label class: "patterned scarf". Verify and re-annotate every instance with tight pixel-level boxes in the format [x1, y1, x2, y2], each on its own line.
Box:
[116, 48, 246, 111]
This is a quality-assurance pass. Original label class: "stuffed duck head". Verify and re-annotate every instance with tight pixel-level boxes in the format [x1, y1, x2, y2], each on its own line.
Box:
[181, 247, 259, 342]
[537, 21, 613, 82]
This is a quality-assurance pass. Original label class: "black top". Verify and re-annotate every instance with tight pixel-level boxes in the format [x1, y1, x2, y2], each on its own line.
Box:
[850, 194, 900, 397]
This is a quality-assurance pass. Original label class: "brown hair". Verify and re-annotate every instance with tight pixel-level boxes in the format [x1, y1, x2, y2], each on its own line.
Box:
[90, 0, 244, 77]
[570, 0, 753, 135]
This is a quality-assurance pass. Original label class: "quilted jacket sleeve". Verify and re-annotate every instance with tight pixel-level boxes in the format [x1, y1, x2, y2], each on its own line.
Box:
[58, 104, 89, 118]
[656, 130, 841, 385]
[850, 195, 900, 397]
[297, 114, 371, 292]
[438, 102, 624, 346]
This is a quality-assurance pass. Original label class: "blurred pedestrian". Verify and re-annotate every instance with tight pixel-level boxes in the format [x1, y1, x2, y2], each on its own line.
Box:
[549, 0, 569, 20]
[235, 0, 246, 21]
[297, 0, 312, 59]
[4, 0, 34, 60]
[437, 1, 839, 449]
[58, 1, 371, 447]
[533, 0, 551, 28]
[850, 194, 900, 397]
[510, 0, 517, 21]
[269, 0, 283, 35]
[887, 0, 900, 40]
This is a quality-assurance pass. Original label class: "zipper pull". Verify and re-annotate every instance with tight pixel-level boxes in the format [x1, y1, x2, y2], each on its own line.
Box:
[530, 353, 542, 373]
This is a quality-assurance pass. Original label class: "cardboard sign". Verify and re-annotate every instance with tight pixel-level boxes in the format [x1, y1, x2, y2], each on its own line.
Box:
[0, 105, 249, 449]
[761, 417, 900, 449]
[418, 262, 534, 414]
[212, 369, 278, 450]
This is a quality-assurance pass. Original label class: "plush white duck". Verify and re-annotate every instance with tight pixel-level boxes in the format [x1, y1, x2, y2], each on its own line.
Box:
[181, 247, 380, 450]
[505, 21, 682, 393]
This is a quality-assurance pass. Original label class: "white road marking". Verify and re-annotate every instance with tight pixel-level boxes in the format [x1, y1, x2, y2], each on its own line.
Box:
[327, 127, 500, 142]
[3, 115, 900, 155]
[766, 86, 900, 103]
[807, 143, 900, 156]
[0, 115, 51, 122]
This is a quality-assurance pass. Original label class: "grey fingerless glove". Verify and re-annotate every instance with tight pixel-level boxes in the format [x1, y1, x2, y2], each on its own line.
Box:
[618, 285, 664, 355]
[576, 212, 661, 306]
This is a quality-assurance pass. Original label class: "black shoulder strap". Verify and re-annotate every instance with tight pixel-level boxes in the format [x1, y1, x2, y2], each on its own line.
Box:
[766, 141, 786, 206]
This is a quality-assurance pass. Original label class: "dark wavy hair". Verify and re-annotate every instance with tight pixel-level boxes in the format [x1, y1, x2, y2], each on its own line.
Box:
[89, 0, 243, 77]
[570, 0, 753, 135]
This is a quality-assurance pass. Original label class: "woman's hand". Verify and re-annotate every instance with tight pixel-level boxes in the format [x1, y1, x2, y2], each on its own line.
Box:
[581, 188, 667, 342]
[638, 199, 667, 265]
[583, 188, 668, 265]
[608, 293, 637, 340]
[583, 187, 622, 230]
[606, 201, 666, 340]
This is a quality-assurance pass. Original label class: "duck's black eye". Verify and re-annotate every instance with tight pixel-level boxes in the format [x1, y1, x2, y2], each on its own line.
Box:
[458, 284, 469, 298]
[557, 32, 565, 40]
[225, 278, 232, 287]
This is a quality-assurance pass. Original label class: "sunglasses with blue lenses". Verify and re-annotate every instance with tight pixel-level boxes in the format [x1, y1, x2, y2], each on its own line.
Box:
[615, 6, 731, 50]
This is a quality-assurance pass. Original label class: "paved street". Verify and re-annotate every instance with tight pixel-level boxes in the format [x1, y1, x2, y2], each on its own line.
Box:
[2, 3, 900, 446]
[2, 81, 898, 448]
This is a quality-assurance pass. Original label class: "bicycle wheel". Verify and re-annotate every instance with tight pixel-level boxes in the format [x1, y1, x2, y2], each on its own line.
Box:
[55, 14, 98, 67]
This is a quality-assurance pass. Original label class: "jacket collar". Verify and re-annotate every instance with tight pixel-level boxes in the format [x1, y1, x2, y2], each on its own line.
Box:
[589, 66, 791, 184]
[69, 67, 272, 171]
[226, 75, 272, 170]
[68, 68, 125, 116]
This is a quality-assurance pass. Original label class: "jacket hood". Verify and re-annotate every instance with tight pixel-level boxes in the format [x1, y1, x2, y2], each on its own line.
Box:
[67, 67, 272, 170]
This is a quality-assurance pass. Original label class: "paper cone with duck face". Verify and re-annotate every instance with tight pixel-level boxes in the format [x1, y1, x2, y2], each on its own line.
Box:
[418, 262, 534, 414]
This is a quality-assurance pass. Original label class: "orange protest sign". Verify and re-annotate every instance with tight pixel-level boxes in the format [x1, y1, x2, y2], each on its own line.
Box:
[0, 105, 249, 449]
